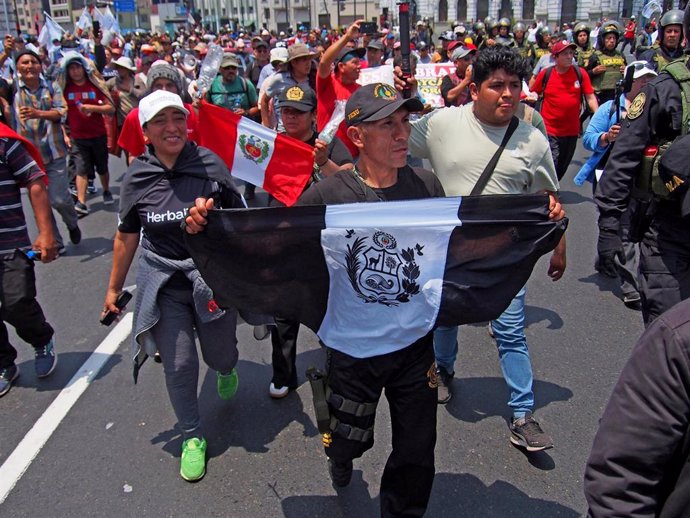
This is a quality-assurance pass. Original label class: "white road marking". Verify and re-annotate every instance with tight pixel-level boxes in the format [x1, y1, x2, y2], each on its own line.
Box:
[0, 313, 133, 504]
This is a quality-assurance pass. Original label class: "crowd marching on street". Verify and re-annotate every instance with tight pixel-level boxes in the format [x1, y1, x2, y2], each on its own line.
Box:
[2, 2, 690, 516]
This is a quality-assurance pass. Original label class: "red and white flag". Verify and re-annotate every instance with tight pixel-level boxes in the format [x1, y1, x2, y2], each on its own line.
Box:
[198, 101, 314, 207]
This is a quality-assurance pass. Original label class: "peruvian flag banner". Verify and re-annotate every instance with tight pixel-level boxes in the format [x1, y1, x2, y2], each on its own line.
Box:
[197, 100, 314, 206]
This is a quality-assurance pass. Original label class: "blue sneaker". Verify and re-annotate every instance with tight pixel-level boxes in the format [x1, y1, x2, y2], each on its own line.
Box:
[35, 338, 57, 378]
[0, 365, 19, 397]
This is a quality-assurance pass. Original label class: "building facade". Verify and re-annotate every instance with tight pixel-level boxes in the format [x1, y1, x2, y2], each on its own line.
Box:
[408, 0, 654, 25]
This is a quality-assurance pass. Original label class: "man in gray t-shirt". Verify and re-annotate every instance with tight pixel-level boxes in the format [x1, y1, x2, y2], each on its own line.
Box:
[409, 46, 566, 454]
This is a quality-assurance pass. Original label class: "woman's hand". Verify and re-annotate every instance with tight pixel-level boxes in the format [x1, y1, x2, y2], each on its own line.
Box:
[185, 197, 215, 234]
[102, 288, 122, 318]
[313, 139, 329, 167]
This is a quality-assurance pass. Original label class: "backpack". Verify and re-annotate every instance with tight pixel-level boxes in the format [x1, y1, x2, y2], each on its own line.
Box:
[535, 64, 584, 113]
[634, 57, 690, 200]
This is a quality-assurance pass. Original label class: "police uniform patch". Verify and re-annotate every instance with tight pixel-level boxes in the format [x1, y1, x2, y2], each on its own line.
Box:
[627, 92, 646, 120]
[286, 86, 304, 101]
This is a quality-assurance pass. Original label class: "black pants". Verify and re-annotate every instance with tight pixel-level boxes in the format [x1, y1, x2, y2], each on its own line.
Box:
[639, 240, 690, 327]
[548, 135, 579, 181]
[270, 317, 299, 389]
[0, 251, 54, 369]
[326, 334, 437, 518]
[621, 36, 635, 54]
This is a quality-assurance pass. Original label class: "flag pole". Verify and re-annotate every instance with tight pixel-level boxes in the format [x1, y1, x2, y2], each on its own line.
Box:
[11, 0, 20, 35]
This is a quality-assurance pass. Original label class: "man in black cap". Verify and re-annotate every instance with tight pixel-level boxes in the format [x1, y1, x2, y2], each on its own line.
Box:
[316, 20, 367, 158]
[297, 83, 444, 517]
[185, 82, 444, 517]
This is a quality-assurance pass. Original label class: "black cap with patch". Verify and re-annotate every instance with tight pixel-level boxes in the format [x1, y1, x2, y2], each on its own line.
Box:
[276, 84, 317, 112]
[335, 46, 366, 65]
[345, 83, 424, 126]
[658, 134, 690, 217]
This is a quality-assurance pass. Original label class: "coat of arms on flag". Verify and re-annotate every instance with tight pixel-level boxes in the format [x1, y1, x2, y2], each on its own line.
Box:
[347, 231, 421, 306]
[239, 134, 269, 164]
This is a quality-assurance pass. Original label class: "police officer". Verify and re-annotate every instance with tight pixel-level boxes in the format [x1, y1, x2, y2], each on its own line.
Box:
[595, 5, 690, 326]
[638, 9, 685, 72]
[532, 26, 553, 64]
[574, 22, 595, 68]
[472, 21, 486, 47]
[479, 18, 500, 49]
[513, 22, 534, 64]
[587, 21, 627, 103]
[495, 18, 515, 47]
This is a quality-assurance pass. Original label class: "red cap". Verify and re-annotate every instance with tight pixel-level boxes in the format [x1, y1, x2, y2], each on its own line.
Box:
[551, 40, 577, 55]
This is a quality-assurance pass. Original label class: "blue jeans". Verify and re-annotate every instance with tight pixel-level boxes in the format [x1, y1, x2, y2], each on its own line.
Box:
[433, 287, 533, 418]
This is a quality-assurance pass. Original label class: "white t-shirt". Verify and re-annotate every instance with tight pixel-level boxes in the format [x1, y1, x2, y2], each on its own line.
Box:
[409, 104, 559, 196]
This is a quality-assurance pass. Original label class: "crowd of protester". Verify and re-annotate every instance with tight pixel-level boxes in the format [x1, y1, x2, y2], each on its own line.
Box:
[1, 7, 690, 516]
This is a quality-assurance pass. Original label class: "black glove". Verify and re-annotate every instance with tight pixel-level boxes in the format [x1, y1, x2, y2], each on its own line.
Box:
[597, 228, 625, 278]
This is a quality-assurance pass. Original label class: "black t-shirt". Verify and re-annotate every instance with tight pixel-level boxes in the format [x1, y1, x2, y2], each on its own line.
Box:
[118, 174, 221, 260]
[305, 131, 354, 166]
[297, 165, 445, 205]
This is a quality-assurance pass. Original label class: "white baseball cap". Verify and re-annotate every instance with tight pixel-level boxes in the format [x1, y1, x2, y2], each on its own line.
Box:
[270, 46, 289, 64]
[138, 90, 189, 128]
[625, 60, 657, 80]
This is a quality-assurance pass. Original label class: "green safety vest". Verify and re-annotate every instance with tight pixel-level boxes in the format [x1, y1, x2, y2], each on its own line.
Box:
[636, 57, 690, 199]
[591, 50, 626, 92]
[577, 45, 595, 68]
[534, 46, 550, 60]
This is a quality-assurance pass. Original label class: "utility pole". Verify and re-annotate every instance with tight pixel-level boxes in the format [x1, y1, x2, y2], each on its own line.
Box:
[284, 0, 288, 31]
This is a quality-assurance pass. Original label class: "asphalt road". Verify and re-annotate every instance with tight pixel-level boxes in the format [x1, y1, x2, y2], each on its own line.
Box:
[0, 144, 645, 518]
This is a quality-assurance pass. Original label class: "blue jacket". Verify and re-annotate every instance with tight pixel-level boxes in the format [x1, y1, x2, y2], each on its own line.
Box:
[574, 96, 626, 186]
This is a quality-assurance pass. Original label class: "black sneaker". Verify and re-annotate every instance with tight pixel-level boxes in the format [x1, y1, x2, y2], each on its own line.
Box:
[87, 180, 97, 195]
[0, 364, 19, 397]
[35, 338, 57, 378]
[433, 366, 453, 404]
[68, 225, 82, 245]
[328, 459, 353, 487]
[74, 201, 89, 216]
[102, 190, 114, 205]
[510, 412, 554, 452]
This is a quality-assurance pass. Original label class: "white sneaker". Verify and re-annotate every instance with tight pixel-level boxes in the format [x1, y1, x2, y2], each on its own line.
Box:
[269, 382, 289, 399]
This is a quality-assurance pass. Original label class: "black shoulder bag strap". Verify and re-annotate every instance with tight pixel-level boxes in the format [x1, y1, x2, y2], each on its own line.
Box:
[470, 116, 520, 196]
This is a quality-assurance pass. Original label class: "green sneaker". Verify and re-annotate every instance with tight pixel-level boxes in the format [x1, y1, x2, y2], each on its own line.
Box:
[217, 368, 239, 400]
[180, 437, 207, 481]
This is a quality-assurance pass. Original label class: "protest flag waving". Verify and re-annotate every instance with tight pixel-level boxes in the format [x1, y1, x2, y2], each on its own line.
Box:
[184, 194, 566, 357]
[197, 100, 314, 206]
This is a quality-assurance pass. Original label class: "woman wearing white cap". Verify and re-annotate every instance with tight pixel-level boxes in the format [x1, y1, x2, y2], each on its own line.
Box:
[102, 90, 245, 482]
